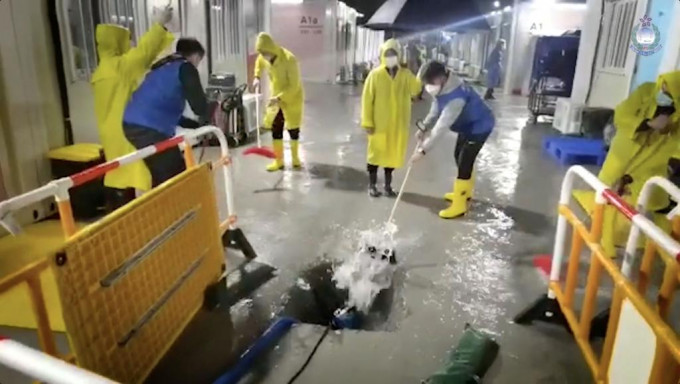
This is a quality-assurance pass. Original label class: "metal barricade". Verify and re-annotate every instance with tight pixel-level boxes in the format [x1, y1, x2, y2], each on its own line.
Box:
[0, 336, 117, 384]
[0, 126, 247, 382]
[515, 165, 680, 383]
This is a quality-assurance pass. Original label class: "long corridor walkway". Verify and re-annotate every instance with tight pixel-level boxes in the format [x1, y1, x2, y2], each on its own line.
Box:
[150, 82, 593, 384]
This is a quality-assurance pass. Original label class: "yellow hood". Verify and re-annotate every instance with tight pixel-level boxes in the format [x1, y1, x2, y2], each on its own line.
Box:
[255, 32, 281, 56]
[656, 71, 680, 121]
[96, 24, 131, 58]
[379, 39, 402, 66]
[657, 71, 680, 102]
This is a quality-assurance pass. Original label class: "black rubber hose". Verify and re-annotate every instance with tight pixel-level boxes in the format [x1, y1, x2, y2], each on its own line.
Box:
[286, 325, 330, 384]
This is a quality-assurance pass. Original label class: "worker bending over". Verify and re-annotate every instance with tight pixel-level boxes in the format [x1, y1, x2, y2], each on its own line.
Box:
[253, 32, 305, 171]
[92, 6, 174, 209]
[411, 61, 495, 219]
[122, 38, 209, 187]
[361, 39, 422, 197]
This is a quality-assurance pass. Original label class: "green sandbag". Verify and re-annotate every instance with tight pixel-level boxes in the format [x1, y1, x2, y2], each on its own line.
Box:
[424, 324, 500, 384]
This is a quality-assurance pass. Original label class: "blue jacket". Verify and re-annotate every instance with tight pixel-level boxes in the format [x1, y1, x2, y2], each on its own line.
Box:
[436, 84, 494, 138]
[123, 59, 186, 137]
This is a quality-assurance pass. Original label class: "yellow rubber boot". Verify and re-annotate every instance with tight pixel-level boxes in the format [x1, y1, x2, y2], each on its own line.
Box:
[439, 179, 473, 219]
[266, 140, 284, 172]
[445, 173, 474, 201]
[290, 140, 302, 168]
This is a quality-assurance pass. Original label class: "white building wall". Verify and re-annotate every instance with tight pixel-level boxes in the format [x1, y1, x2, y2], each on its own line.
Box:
[270, 0, 334, 83]
[658, 0, 680, 72]
[0, 0, 64, 198]
[588, 0, 648, 108]
[505, 1, 586, 95]
[571, 0, 603, 104]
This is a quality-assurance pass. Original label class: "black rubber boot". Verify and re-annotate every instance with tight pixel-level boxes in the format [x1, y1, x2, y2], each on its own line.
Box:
[369, 185, 382, 197]
[368, 165, 381, 197]
[484, 88, 495, 100]
[384, 168, 397, 197]
[105, 188, 135, 213]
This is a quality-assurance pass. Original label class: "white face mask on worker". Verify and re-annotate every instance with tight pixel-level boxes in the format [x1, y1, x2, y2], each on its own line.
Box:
[384, 56, 399, 68]
[425, 84, 441, 96]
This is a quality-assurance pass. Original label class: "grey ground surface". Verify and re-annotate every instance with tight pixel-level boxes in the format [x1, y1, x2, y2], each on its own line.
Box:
[150, 83, 591, 384]
[1, 83, 593, 384]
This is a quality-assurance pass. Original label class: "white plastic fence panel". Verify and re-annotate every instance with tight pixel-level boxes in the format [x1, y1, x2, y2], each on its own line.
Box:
[608, 299, 657, 383]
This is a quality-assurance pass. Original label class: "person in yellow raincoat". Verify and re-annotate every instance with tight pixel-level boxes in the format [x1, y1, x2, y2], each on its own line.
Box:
[252, 33, 304, 172]
[575, 71, 680, 256]
[361, 39, 422, 197]
[92, 7, 174, 209]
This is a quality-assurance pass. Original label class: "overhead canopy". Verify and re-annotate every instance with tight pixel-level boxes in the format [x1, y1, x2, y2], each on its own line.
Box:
[364, 0, 490, 32]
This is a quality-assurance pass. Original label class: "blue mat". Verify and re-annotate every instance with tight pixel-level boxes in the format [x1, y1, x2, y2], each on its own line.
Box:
[543, 136, 606, 166]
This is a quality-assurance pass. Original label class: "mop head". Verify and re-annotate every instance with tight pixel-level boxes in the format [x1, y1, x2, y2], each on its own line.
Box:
[332, 225, 398, 313]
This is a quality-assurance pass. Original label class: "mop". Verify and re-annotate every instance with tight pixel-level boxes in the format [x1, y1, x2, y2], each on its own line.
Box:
[331, 160, 415, 319]
[243, 93, 277, 159]
[363, 160, 415, 265]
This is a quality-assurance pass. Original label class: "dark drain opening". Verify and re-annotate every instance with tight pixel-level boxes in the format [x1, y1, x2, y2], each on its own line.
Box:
[279, 262, 394, 331]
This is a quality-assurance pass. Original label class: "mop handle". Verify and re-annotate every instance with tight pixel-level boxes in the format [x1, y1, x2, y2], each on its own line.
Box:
[387, 165, 412, 225]
[255, 92, 262, 148]
[387, 144, 422, 224]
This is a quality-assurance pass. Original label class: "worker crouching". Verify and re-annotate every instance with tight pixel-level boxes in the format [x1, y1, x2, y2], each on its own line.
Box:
[411, 61, 495, 219]
[575, 71, 680, 257]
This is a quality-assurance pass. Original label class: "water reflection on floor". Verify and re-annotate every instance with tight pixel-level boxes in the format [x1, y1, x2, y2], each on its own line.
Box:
[147, 83, 591, 384]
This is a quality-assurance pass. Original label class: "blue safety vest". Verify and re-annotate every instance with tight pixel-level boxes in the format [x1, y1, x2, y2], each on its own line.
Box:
[436, 83, 495, 138]
[123, 59, 186, 137]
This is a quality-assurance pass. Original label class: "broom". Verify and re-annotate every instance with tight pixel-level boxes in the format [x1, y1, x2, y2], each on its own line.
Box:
[243, 92, 277, 159]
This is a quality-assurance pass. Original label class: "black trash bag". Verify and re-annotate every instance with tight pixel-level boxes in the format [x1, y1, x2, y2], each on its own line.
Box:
[423, 324, 500, 384]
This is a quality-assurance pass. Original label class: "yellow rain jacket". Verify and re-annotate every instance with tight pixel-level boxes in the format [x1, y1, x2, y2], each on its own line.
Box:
[574, 71, 680, 255]
[92, 24, 174, 191]
[254, 33, 304, 129]
[361, 39, 422, 169]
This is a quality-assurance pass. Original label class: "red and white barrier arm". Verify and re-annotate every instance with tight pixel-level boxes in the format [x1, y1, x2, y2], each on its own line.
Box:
[620, 177, 680, 277]
[548, 166, 680, 298]
[0, 337, 118, 384]
[0, 125, 236, 234]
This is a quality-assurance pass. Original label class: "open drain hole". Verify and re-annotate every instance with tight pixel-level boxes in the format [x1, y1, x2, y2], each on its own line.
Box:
[279, 262, 395, 331]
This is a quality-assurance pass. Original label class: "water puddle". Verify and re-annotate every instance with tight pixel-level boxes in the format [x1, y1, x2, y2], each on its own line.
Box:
[280, 224, 405, 331]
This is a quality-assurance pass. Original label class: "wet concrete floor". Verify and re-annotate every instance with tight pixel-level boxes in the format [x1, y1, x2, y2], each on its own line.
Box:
[149, 82, 593, 383]
[0, 82, 593, 383]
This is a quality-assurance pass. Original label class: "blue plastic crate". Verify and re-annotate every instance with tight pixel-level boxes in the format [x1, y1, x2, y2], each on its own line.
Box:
[543, 136, 606, 166]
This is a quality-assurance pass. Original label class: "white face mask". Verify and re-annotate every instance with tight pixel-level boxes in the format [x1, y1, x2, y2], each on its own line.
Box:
[657, 91, 674, 107]
[384, 56, 399, 68]
[425, 84, 441, 96]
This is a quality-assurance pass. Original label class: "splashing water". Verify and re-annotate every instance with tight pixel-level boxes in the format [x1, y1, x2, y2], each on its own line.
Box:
[332, 223, 399, 313]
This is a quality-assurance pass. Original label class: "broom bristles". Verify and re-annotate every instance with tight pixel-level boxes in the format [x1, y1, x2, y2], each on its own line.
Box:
[243, 147, 277, 159]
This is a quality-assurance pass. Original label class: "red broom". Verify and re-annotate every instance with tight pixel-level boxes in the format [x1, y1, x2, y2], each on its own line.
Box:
[243, 91, 276, 159]
[243, 146, 276, 159]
